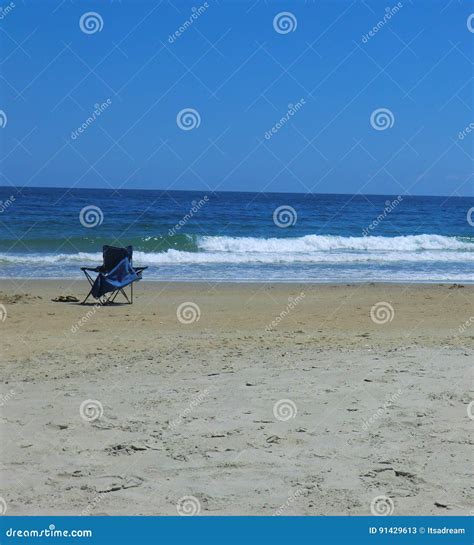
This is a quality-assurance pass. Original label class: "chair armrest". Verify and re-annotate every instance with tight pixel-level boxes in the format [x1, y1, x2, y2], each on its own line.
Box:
[81, 266, 101, 272]
[134, 266, 148, 273]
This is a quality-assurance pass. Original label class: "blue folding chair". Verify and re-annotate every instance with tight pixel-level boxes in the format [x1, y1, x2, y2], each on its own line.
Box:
[80, 245, 147, 305]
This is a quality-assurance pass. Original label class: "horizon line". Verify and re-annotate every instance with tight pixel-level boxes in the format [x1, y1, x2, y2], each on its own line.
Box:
[0, 185, 470, 200]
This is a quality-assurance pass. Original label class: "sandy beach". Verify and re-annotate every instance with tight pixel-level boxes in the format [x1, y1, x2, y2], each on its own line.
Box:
[0, 280, 472, 516]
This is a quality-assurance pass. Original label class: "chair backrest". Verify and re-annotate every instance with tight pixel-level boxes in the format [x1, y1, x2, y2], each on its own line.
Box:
[102, 245, 133, 272]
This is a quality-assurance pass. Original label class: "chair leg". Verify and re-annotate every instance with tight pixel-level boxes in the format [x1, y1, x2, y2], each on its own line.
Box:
[81, 270, 96, 304]
[109, 291, 120, 304]
[119, 288, 131, 304]
[95, 290, 130, 305]
[81, 280, 136, 305]
[81, 290, 93, 305]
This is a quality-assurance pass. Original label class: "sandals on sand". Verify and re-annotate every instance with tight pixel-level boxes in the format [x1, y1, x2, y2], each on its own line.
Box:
[51, 295, 80, 303]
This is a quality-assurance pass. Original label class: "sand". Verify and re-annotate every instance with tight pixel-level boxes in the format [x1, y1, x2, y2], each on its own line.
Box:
[0, 279, 473, 516]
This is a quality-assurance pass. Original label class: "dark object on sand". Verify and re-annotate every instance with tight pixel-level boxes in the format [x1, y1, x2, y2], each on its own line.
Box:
[80, 245, 147, 305]
[52, 295, 79, 303]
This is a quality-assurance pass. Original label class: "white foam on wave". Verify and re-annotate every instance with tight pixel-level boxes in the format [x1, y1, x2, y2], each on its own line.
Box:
[198, 234, 473, 253]
[0, 252, 103, 264]
[132, 249, 473, 264]
[0, 234, 472, 266]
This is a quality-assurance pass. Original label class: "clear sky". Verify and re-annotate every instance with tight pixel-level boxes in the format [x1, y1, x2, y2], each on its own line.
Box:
[1, 0, 473, 196]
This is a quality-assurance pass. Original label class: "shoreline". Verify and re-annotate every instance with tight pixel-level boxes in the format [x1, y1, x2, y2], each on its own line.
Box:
[1, 277, 474, 285]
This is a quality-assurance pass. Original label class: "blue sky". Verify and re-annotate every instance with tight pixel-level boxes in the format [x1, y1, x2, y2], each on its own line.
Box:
[1, 0, 472, 196]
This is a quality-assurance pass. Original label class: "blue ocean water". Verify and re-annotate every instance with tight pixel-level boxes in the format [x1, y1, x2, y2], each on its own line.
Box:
[0, 187, 473, 283]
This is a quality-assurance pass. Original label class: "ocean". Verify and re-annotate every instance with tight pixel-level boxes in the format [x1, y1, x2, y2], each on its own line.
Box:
[0, 187, 473, 283]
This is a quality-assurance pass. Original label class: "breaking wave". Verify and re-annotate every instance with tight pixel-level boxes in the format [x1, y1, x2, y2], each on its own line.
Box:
[0, 234, 472, 266]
